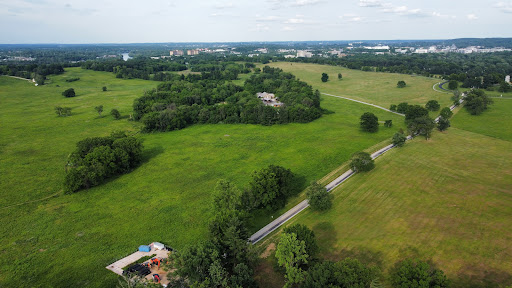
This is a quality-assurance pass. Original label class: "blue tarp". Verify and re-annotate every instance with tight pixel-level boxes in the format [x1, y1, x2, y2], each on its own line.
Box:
[138, 245, 151, 252]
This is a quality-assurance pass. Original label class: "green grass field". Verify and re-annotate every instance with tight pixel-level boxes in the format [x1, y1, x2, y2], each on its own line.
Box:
[0, 66, 408, 287]
[256, 108, 512, 287]
[451, 98, 512, 141]
[266, 62, 453, 110]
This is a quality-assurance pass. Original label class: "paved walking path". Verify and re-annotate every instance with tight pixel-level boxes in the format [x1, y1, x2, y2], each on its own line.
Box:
[321, 93, 405, 116]
[249, 94, 465, 245]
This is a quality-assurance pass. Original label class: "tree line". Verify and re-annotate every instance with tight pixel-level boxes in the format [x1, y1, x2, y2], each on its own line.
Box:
[133, 66, 323, 132]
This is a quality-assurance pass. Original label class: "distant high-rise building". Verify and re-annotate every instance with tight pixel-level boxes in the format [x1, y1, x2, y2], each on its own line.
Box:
[506, 75, 511, 83]
[170, 50, 184, 56]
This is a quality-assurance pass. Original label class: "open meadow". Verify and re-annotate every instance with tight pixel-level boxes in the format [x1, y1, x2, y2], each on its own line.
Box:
[266, 62, 452, 110]
[0, 66, 407, 287]
[255, 101, 512, 287]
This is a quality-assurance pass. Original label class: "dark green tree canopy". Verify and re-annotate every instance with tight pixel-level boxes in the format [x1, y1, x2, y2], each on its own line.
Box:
[321, 73, 329, 82]
[247, 165, 297, 210]
[448, 80, 458, 90]
[392, 131, 407, 147]
[437, 117, 450, 131]
[405, 105, 429, 122]
[283, 224, 318, 259]
[425, 100, 440, 111]
[439, 107, 453, 119]
[464, 89, 493, 115]
[306, 182, 333, 211]
[408, 116, 435, 139]
[390, 259, 449, 288]
[303, 258, 378, 288]
[396, 102, 409, 114]
[350, 152, 375, 173]
[64, 132, 143, 193]
[397, 80, 406, 88]
[360, 112, 379, 133]
[62, 88, 75, 98]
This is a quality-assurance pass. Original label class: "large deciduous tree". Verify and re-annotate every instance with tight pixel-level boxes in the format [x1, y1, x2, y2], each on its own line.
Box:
[425, 100, 440, 111]
[276, 233, 309, 287]
[321, 73, 329, 82]
[62, 88, 75, 98]
[303, 258, 377, 288]
[350, 152, 375, 172]
[247, 165, 297, 210]
[360, 112, 379, 133]
[464, 89, 493, 115]
[306, 182, 332, 211]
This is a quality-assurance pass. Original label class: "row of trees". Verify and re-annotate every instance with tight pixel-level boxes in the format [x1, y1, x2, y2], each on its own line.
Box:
[0, 63, 65, 85]
[64, 132, 144, 193]
[81, 58, 187, 80]
[134, 66, 323, 132]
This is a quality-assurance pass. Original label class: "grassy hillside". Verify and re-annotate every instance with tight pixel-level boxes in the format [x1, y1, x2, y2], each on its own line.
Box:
[257, 125, 512, 287]
[267, 62, 452, 110]
[0, 66, 407, 287]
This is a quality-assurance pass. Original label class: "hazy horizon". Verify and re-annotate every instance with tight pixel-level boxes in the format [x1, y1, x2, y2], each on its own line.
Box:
[1, 0, 511, 44]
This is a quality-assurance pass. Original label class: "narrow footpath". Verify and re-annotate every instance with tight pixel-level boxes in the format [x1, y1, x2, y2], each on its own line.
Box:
[321, 93, 405, 116]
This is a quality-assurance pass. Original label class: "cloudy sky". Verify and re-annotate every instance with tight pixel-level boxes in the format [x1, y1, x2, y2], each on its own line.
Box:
[1, 0, 511, 44]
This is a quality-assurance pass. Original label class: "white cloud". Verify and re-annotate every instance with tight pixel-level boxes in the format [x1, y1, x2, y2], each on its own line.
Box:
[292, 0, 324, 7]
[432, 12, 456, 19]
[467, 13, 478, 20]
[252, 23, 270, 32]
[214, 2, 234, 9]
[285, 17, 305, 24]
[382, 5, 428, 17]
[359, 0, 385, 7]
[494, 2, 512, 13]
[255, 15, 281, 22]
[339, 14, 365, 22]
[282, 26, 296, 31]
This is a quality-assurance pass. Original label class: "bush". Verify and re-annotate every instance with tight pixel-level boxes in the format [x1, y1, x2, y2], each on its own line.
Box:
[425, 100, 440, 111]
[306, 182, 332, 211]
[384, 120, 392, 127]
[62, 88, 75, 98]
[389, 104, 397, 111]
[360, 112, 379, 133]
[55, 106, 72, 117]
[321, 73, 329, 82]
[110, 109, 121, 120]
[397, 80, 406, 88]
[350, 152, 375, 172]
[392, 132, 407, 147]
[102, 86, 107, 91]
[65, 77, 80, 82]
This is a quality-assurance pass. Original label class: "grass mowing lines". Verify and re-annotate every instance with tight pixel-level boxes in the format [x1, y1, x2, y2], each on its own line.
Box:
[256, 128, 512, 287]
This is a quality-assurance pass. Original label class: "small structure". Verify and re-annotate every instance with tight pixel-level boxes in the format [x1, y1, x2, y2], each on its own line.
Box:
[506, 75, 510, 83]
[139, 245, 151, 252]
[257, 92, 284, 107]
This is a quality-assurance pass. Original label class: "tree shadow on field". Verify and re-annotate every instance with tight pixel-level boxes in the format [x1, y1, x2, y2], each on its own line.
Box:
[140, 145, 164, 165]
[452, 264, 512, 288]
[313, 222, 338, 253]
[337, 246, 384, 269]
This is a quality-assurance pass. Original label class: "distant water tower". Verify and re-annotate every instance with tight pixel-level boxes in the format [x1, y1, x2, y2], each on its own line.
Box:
[506, 75, 511, 83]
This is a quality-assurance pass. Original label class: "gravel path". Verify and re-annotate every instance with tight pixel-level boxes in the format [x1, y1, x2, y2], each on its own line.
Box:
[321, 93, 405, 116]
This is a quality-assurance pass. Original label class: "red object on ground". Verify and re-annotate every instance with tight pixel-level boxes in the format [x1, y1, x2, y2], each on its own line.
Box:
[153, 274, 160, 283]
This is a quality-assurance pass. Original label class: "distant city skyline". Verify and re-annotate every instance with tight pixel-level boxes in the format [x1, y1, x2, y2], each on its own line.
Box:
[1, 0, 511, 44]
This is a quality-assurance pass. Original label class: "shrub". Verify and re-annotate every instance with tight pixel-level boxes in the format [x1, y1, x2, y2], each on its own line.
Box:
[110, 109, 121, 120]
[440, 107, 453, 119]
[392, 132, 407, 147]
[62, 88, 75, 98]
[397, 80, 406, 88]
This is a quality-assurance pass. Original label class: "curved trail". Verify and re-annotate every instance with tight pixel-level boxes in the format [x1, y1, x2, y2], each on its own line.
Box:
[321, 93, 405, 116]
[433, 81, 451, 94]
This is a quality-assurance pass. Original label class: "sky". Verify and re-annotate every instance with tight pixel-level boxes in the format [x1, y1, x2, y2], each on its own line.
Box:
[0, 0, 511, 44]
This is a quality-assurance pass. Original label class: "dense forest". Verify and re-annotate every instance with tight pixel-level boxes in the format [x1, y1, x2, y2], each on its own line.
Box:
[133, 66, 322, 132]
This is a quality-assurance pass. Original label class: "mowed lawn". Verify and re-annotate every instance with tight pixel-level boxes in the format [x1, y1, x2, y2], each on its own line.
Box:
[0, 68, 406, 287]
[451, 98, 512, 142]
[267, 62, 452, 109]
[258, 125, 512, 287]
